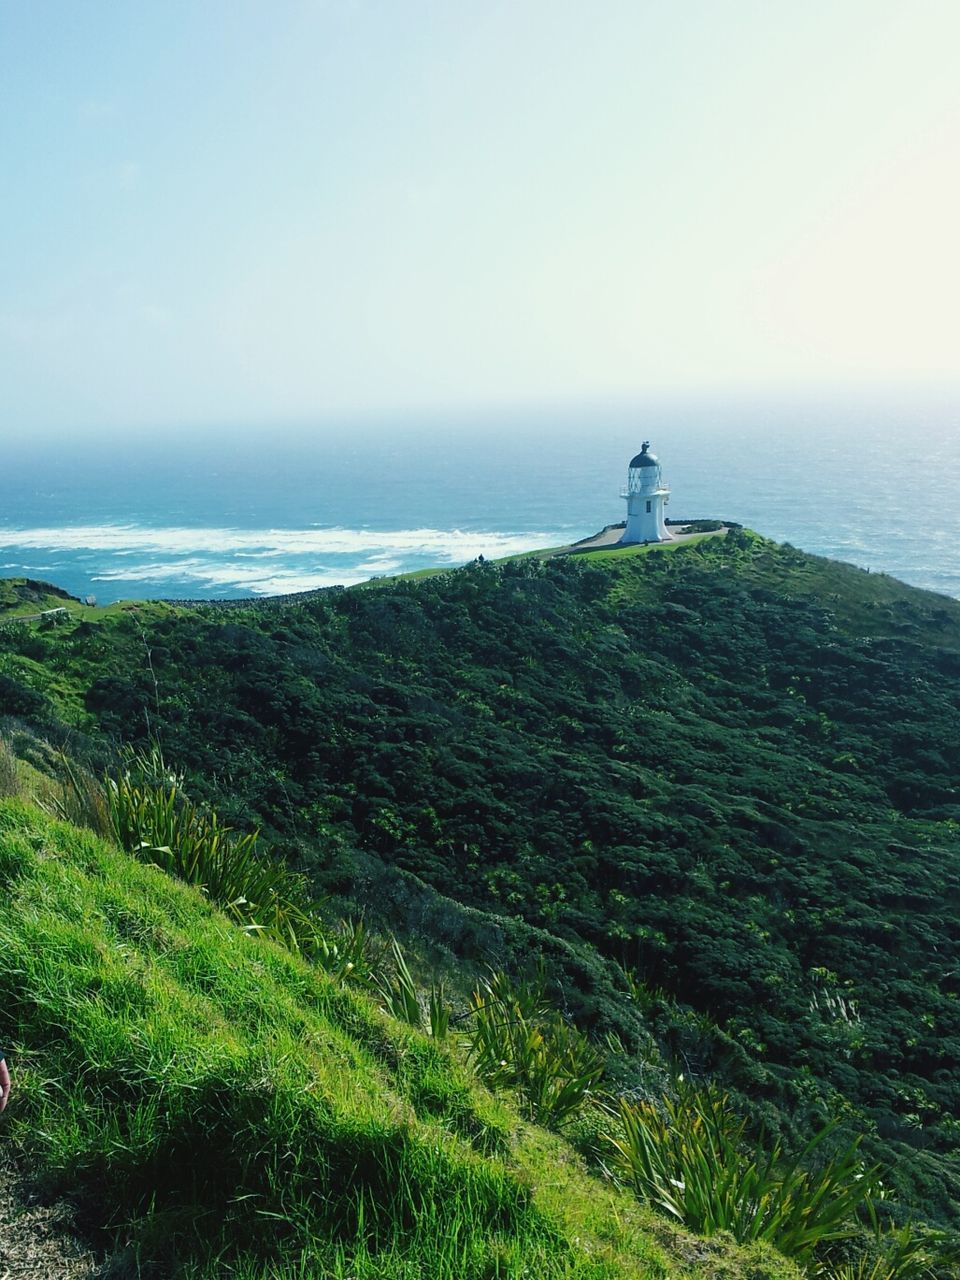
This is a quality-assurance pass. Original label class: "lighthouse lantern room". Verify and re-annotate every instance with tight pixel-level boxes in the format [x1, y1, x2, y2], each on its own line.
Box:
[620, 442, 669, 543]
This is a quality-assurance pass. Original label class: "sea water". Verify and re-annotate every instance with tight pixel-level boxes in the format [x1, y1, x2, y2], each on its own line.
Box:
[0, 394, 957, 603]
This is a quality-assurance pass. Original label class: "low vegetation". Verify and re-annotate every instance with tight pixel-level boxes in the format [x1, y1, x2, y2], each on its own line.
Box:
[1, 532, 959, 1269]
[467, 969, 606, 1130]
[606, 1084, 877, 1262]
[3, 758, 950, 1276]
[0, 800, 803, 1279]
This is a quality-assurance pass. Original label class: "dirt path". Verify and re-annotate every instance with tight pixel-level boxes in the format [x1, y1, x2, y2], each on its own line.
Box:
[0, 1159, 100, 1280]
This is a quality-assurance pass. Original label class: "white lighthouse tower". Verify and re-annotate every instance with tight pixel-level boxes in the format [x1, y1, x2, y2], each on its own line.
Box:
[620, 442, 670, 543]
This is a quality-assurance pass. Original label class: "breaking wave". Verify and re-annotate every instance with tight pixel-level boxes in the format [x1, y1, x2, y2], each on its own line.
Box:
[0, 523, 570, 598]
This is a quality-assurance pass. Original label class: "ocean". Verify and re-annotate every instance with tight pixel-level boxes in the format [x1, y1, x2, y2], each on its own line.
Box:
[0, 394, 957, 604]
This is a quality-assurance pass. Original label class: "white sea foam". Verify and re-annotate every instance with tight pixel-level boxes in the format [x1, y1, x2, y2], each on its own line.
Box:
[0, 524, 560, 561]
[357, 555, 404, 573]
[90, 559, 370, 594]
[0, 523, 564, 595]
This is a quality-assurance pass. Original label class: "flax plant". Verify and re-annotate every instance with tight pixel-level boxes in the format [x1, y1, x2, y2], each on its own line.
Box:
[314, 917, 380, 986]
[105, 750, 318, 952]
[377, 937, 451, 1038]
[605, 1082, 879, 1267]
[822, 1224, 955, 1280]
[466, 970, 604, 1129]
[428, 980, 451, 1040]
[378, 936, 423, 1026]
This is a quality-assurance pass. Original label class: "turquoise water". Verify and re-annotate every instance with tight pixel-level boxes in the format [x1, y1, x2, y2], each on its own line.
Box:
[0, 394, 956, 602]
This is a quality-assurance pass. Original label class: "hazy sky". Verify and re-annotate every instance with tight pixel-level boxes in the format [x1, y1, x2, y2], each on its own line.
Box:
[1, 1, 957, 434]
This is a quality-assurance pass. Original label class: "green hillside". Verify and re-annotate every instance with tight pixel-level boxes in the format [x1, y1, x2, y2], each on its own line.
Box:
[0, 800, 798, 1279]
[1, 529, 959, 1268]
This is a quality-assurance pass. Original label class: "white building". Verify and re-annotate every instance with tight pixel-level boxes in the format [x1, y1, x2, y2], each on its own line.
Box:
[620, 442, 670, 543]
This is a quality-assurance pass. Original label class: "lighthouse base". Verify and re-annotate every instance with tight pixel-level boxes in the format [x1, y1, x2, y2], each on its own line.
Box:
[619, 530, 669, 545]
[621, 493, 669, 543]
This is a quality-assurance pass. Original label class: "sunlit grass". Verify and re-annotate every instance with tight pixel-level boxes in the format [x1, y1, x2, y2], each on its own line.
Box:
[0, 800, 802, 1279]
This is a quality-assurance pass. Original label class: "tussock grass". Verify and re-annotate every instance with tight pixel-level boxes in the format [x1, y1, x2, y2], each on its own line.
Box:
[39, 750, 115, 839]
[0, 801, 800, 1279]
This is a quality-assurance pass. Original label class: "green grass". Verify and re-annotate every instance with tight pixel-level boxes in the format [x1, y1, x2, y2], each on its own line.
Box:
[595, 529, 960, 641]
[569, 529, 723, 561]
[0, 578, 79, 618]
[586, 526, 960, 641]
[0, 800, 800, 1279]
[0, 576, 180, 623]
[356, 530, 722, 591]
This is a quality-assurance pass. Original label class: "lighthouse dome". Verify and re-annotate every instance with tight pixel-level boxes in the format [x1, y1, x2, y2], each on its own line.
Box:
[629, 442, 659, 468]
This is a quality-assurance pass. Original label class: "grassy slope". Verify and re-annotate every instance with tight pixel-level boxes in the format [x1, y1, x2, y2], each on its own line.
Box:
[0, 577, 177, 623]
[0, 800, 798, 1280]
[0, 581, 178, 728]
[3, 534, 960, 1239]
[359, 527, 725, 588]
[601, 532, 960, 642]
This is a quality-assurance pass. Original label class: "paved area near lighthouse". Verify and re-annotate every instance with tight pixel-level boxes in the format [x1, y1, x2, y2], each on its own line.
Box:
[552, 524, 729, 556]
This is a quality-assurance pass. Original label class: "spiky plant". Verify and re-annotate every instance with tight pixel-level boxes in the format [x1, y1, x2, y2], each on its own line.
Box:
[466, 970, 604, 1130]
[104, 753, 318, 952]
[822, 1224, 956, 1280]
[314, 917, 380, 986]
[605, 1081, 879, 1266]
[428, 980, 451, 1040]
[377, 937, 423, 1027]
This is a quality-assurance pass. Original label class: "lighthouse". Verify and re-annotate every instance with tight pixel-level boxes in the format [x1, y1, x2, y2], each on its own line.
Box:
[620, 442, 669, 543]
